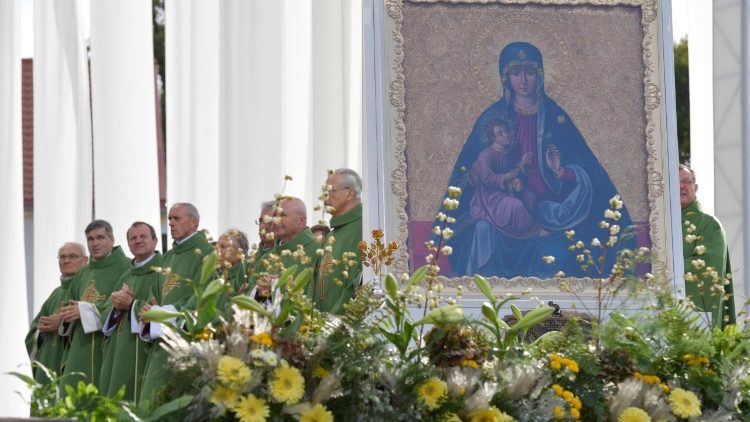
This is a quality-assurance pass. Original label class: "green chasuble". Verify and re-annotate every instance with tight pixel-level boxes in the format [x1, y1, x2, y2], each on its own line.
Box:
[25, 275, 74, 384]
[682, 200, 736, 327]
[252, 227, 320, 301]
[99, 252, 163, 401]
[185, 261, 247, 319]
[139, 231, 213, 406]
[60, 246, 130, 390]
[310, 204, 363, 314]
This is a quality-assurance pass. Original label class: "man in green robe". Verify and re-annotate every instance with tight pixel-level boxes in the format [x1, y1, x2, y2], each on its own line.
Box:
[680, 165, 736, 327]
[309, 169, 363, 314]
[246, 200, 276, 290]
[251, 197, 320, 303]
[99, 222, 162, 401]
[59, 220, 131, 390]
[26, 242, 88, 384]
[138, 203, 213, 405]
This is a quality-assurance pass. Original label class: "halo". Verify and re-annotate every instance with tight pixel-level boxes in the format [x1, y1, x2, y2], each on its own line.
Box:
[470, 12, 573, 104]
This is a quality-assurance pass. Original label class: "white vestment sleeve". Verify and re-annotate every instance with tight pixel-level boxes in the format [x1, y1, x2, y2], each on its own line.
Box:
[78, 301, 103, 333]
[130, 301, 141, 333]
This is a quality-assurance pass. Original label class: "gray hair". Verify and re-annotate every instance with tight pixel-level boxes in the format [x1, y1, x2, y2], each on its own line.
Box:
[172, 203, 200, 221]
[85, 220, 114, 239]
[223, 228, 249, 254]
[333, 168, 362, 200]
[679, 164, 696, 183]
[260, 200, 275, 211]
[60, 242, 87, 257]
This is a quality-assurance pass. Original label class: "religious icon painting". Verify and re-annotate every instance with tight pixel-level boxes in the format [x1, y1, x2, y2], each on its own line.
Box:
[382, 0, 677, 300]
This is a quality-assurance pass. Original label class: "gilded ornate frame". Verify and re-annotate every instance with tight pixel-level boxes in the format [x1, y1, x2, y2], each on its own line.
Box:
[382, 0, 679, 299]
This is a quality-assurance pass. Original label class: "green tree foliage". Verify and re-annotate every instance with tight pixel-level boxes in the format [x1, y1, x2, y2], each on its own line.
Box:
[674, 37, 690, 162]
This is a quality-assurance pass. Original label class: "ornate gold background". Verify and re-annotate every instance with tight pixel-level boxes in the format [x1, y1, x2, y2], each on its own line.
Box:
[386, 0, 667, 290]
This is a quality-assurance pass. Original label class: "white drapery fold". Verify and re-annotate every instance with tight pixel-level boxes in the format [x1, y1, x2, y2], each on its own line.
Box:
[0, 0, 31, 415]
[166, 0, 362, 242]
[90, 0, 161, 249]
[33, 0, 93, 311]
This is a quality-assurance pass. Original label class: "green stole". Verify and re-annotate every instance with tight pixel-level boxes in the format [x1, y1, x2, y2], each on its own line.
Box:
[310, 204, 363, 314]
[682, 200, 736, 327]
[25, 275, 73, 384]
[99, 252, 162, 401]
[60, 246, 130, 390]
[138, 231, 213, 406]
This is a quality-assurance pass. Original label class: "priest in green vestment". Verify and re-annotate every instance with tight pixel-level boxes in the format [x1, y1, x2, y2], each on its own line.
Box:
[251, 197, 320, 304]
[309, 169, 363, 314]
[26, 242, 88, 384]
[59, 220, 131, 390]
[679, 165, 736, 327]
[137, 203, 213, 405]
[99, 222, 162, 401]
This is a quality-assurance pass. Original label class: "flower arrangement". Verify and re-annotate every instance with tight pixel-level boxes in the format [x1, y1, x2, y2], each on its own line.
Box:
[15, 184, 750, 421]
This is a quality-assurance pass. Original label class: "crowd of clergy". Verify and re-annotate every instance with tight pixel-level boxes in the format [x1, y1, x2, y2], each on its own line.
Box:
[25, 168, 364, 405]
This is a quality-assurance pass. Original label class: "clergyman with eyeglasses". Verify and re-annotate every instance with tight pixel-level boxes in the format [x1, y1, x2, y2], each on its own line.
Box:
[25, 242, 88, 384]
[309, 168, 364, 314]
[679, 164, 736, 328]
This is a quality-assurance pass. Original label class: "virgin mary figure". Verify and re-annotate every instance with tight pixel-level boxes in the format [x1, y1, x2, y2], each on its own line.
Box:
[442, 41, 632, 278]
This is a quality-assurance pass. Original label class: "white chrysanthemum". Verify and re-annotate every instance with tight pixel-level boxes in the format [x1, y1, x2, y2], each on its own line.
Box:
[591, 238, 601, 247]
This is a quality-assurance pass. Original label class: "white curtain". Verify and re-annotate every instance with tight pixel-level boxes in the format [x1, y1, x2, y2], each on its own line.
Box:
[0, 0, 31, 415]
[33, 0, 93, 311]
[166, 0, 362, 243]
[90, 0, 161, 249]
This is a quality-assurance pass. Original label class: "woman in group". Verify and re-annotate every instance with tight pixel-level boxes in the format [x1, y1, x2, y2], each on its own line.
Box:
[443, 41, 632, 278]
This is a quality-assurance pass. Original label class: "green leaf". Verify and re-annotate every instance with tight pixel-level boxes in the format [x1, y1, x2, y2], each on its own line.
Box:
[511, 304, 523, 321]
[474, 275, 495, 303]
[292, 267, 313, 292]
[481, 302, 498, 324]
[384, 273, 399, 300]
[275, 265, 299, 292]
[149, 395, 192, 421]
[415, 304, 464, 325]
[198, 279, 224, 308]
[7, 371, 36, 386]
[408, 265, 429, 287]
[199, 252, 218, 286]
[509, 306, 554, 333]
[231, 295, 272, 317]
[142, 309, 183, 322]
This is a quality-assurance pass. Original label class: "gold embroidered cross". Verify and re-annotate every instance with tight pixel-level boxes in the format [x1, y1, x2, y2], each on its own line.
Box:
[161, 273, 181, 300]
[81, 279, 106, 303]
[316, 254, 334, 299]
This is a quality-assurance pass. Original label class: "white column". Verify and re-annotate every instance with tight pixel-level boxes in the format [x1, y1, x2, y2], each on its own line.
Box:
[33, 0, 93, 310]
[89, 0, 161, 249]
[0, 0, 31, 414]
[687, 0, 714, 212]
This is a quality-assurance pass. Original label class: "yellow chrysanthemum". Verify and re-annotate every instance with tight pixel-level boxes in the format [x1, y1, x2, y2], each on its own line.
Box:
[313, 366, 330, 379]
[418, 377, 448, 410]
[209, 384, 239, 408]
[460, 359, 479, 368]
[668, 388, 702, 418]
[551, 384, 563, 396]
[550, 360, 562, 370]
[562, 391, 574, 401]
[618, 407, 651, 422]
[250, 332, 273, 347]
[570, 408, 580, 419]
[553, 406, 565, 420]
[217, 356, 252, 387]
[233, 394, 270, 422]
[567, 361, 580, 373]
[570, 397, 582, 410]
[270, 363, 305, 404]
[469, 406, 514, 422]
[300, 403, 334, 422]
[441, 413, 462, 422]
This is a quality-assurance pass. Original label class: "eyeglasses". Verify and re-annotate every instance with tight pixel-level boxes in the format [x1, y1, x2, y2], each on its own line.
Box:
[679, 178, 694, 185]
[329, 187, 350, 193]
[58, 254, 83, 261]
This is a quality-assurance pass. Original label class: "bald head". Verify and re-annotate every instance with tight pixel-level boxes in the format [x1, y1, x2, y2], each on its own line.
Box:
[272, 197, 308, 243]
